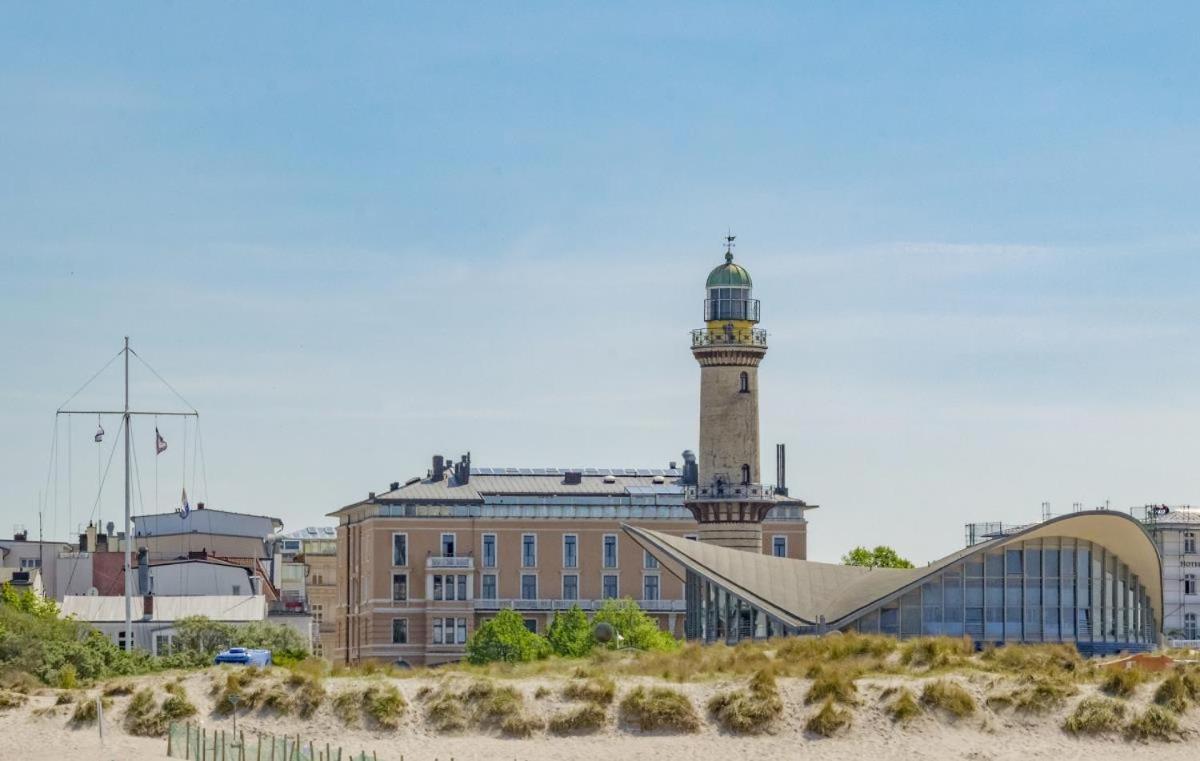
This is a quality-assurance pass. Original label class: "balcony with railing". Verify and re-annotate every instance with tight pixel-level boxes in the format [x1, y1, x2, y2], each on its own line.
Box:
[427, 556, 474, 570]
[684, 483, 774, 501]
[691, 327, 768, 348]
[474, 598, 686, 612]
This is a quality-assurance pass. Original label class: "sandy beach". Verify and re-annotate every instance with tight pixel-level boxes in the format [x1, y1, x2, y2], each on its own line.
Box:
[3, 667, 1196, 761]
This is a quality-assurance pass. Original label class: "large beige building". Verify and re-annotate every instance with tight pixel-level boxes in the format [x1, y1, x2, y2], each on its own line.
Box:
[330, 459, 811, 665]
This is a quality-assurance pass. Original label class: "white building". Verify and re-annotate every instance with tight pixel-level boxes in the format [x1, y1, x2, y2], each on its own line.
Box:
[1141, 506, 1200, 641]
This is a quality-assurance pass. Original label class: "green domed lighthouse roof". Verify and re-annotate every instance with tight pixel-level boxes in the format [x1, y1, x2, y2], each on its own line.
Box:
[706, 251, 753, 288]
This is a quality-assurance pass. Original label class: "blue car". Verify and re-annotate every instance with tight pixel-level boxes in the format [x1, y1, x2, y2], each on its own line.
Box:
[214, 647, 272, 667]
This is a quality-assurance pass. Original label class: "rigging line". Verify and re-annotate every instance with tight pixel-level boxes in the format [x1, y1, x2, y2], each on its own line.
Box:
[63, 413, 124, 593]
[129, 349, 198, 413]
[39, 418, 58, 544]
[130, 420, 148, 523]
[196, 417, 210, 505]
[154, 415, 159, 515]
[68, 415, 73, 541]
[56, 348, 123, 412]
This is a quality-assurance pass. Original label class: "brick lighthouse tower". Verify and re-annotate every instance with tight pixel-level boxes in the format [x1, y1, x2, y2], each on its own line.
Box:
[684, 237, 775, 551]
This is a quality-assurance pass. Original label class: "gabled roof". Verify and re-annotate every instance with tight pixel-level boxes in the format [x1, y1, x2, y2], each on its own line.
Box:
[623, 510, 1163, 629]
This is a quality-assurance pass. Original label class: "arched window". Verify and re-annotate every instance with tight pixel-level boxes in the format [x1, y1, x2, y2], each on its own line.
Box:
[741, 464, 751, 485]
[739, 372, 749, 393]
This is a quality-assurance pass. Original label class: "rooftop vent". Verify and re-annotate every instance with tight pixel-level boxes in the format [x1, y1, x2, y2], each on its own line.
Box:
[389, 481, 400, 491]
[652, 475, 666, 484]
[368, 492, 376, 501]
[563, 471, 583, 485]
[603, 474, 617, 484]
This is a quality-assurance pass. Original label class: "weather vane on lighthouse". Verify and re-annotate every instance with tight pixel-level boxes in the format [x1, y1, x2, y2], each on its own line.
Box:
[724, 231, 736, 260]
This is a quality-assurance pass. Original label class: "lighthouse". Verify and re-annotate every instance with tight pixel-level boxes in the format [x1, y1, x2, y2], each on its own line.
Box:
[684, 238, 775, 551]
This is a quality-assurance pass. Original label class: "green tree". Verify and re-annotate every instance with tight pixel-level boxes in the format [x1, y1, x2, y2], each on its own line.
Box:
[546, 605, 593, 658]
[171, 616, 237, 657]
[465, 608, 550, 664]
[841, 546, 914, 569]
[592, 598, 678, 652]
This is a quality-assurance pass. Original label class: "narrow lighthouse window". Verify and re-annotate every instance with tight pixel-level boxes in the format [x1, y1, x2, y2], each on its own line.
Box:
[741, 464, 751, 484]
[739, 372, 749, 393]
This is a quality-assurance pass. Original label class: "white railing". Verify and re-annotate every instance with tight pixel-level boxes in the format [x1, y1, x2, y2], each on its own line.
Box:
[473, 598, 685, 612]
[427, 556, 474, 569]
[1168, 639, 1200, 649]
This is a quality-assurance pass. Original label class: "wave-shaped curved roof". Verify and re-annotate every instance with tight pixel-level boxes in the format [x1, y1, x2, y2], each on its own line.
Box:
[622, 510, 1162, 630]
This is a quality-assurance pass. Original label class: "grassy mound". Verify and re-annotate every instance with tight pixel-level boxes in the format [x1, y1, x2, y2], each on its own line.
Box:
[986, 678, 1076, 714]
[805, 668, 857, 705]
[707, 669, 784, 734]
[1153, 674, 1190, 714]
[1100, 668, 1145, 699]
[1063, 696, 1126, 735]
[0, 690, 27, 710]
[618, 686, 700, 733]
[886, 688, 921, 723]
[548, 703, 607, 735]
[70, 695, 111, 725]
[363, 684, 407, 729]
[159, 682, 197, 722]
[899, 637, 973, 670]
[562, 676, 616, 705]
[123, 688, 167, 736]
[920, 680, 975, 718]
[805, 698, 852, 737]
[212, 668, 324, 718]
[1125, 705, 1180, 742]
[421, 679, 541, 736]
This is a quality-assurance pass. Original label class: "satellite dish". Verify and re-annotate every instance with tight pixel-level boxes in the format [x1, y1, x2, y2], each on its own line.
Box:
[86, 587, 98, 596]
[593, 622, 615, 644]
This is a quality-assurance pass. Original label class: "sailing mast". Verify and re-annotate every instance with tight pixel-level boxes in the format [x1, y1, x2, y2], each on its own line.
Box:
[56, 337, 199, 652]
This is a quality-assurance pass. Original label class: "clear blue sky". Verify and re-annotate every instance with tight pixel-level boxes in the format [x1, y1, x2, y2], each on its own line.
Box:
[3, 4, 1198, 563]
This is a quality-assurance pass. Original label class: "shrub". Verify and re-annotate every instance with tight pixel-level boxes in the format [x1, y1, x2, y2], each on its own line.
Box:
[332, 691, 361, 726]
[102, 681, 135, 697]
[562, 676, 616, 705]
[1063, 696, 1126, 735]
[55, 691, 76, 705]
[919, 680, 975, 718]
[805, 668, 857, 705]
[363, 684, 406, 729]
[547, 606, 594, 658]
[888, 688, 921, 723]
[548, 703, 607, 735]
[592, 599, 678, 652]
[618, 686, 700, 732]
[55, 663, 79, 689]
[986, 679, 1076, 714]
[1100, 668, 1146, 699]
[70, 695, 110, 724]
[707, 669, 783, 734]
[1179, 666, 1200, 701]
[124, 688, 166, 736]
[1125, 705, 1180, 742]
[899, 637, 972, 670]
[159, 689, 197, 721]
[979, 644, 1086, 679]
[287, 673, 326, 719]
[0, 671, 42, 694]
[1154, 674, 1189, 714]
[466, 610, 550, 664]
[534, 686, 550, 699]
[805, 698, 851, 737]
[500, 713, 544, 737]
[426, 692, 468, 733]
[0, 690, 27, 710]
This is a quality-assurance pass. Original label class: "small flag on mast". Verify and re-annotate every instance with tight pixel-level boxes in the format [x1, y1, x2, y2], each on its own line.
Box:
[179, 488, 191, 519]
[94, 425, 105, 443]
[155, 428, 168, 455]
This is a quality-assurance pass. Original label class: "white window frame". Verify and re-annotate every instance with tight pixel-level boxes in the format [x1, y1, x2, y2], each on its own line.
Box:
[602, 533, 619, 569]
[432, 618, 444, 645]
[392, 532, 409, 566]
[520, 573, 538, 600]
[19, 557, 41, 569]
[643, 549, 658, 569]
[642, 573, 660, 601]
[602, 573, 619, 599]
[1186, 574, 1197, 596]
[521, 533, 538, 568]
[562, 534, 579, 569]
[562, 573, 579, 600]
[440, 532, 457, 558]
[772, 535, 788, 558]
[456, 617, 468, 645]
[481, 573, 498, 600]
[1186, 532, 1197, 555]
[482, 533, 497, 568]
[392, 617, 409, 644]
[391, 572, 408, 602]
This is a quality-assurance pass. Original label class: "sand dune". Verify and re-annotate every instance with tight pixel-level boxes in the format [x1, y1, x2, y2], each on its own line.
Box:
[2, 667, 1194, 761]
